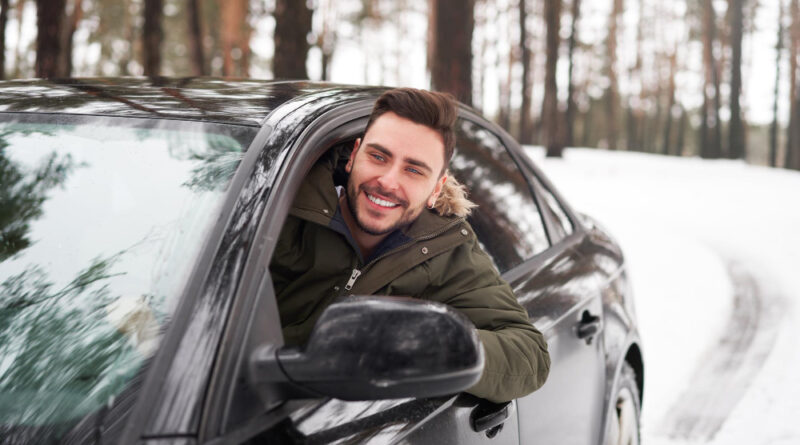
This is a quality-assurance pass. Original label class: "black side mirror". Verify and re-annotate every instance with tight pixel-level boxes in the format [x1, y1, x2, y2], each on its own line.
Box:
[249, 296, 484, 401]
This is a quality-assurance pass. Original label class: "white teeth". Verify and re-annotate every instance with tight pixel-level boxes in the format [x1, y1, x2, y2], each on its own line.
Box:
[367, 193, 398, 208]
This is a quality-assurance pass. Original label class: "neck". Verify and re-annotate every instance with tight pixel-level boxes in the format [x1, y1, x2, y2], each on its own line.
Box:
[339, 194, 387, 259]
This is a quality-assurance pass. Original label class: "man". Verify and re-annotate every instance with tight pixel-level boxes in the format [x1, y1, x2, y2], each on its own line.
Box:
[270, 88, 550, 403]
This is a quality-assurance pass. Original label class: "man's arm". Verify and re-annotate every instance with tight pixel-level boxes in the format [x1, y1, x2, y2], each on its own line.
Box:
[423, 238, 550, 403]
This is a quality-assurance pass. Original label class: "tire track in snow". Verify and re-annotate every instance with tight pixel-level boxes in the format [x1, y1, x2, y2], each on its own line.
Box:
[657, 261, 783, 441]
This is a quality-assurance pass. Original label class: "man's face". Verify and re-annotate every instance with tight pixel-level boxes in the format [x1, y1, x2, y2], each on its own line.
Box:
[344, 112, 448, 237]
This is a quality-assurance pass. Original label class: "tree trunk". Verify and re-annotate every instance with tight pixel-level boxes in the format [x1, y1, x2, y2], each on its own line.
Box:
[187, 0, 206, 76]
[498, 45, 513, 132]
[662, 50, 677, 155]
[221, 0, 251, 77]
[0, 0, 8, 78]
[605, 0, 623, 150]
[473, 1, 489, 112]
[701, 0, 722, 158]
[429, 0, 474, 105]
[56, 0, 82, 77]
[771, 0, 785, 167]
[728, 0, 746, 159]
[35, 0, 67, 78]
[543, 0, 564, 157]
[143, 0, 163, 77]
[318, 6, 333, 81]
[625, 0, 644, 151]
[272, 0, 310, 78]
[677, 105, 687, 156]
[788, 0, 800, 169]
[518, 0, 532, 144]
[565, 0, 581, 148]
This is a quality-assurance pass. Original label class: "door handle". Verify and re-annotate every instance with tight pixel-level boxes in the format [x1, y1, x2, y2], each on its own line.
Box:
[576, 310, 602, 344]
[470, 400, 513, 433]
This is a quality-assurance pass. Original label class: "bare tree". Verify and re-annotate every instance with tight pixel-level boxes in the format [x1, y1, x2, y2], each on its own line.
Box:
[56, 0, 83, 77]
[662, 49, 678, 155]
[605, 0, 623, 150]
[35, 0, 67, 78]
[0, 0, 8, 78]
[771, 0, 785, 167]
[565, 0, 581, 147]
[624, 0, 644, 151]
[142, 0, 163, 76]
[429, 0, 474, 105]
[543, 0, 564, 157]
[728, 0, 746, 159]
[473, 0, 489, 111]
[700, 0, 723, 158]
[518, 0, 532, 144]
[790, 0, 800, 169]
[316, 0, 338, 81]
[273, 0, 311, 79]
[187, 0, 206, 76]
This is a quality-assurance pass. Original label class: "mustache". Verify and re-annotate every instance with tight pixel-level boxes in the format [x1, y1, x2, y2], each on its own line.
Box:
[360, 184, 409, 208]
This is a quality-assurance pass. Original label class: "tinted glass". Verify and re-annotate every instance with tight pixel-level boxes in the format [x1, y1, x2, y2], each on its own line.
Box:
[449, 120, 548, 273]
[533, 175, 574, 241]
[0, 115, 255, 441]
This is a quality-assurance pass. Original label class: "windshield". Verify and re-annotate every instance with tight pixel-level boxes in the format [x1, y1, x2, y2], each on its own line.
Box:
[0, 114, 257, 440]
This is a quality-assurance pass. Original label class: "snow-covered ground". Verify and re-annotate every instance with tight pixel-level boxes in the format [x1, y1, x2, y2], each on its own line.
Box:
[525, 147, 800, 445]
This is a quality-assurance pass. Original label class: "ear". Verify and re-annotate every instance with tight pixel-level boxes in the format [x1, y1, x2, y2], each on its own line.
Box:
[428, 173, 448, 208]
[346, 138, 361, 173]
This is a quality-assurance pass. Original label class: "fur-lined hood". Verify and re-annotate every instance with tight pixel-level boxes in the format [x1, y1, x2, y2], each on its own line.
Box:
[431, 170, 477, 218]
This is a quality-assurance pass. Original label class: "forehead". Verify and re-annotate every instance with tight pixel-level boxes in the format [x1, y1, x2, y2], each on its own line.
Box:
[361, 112, 446, 171]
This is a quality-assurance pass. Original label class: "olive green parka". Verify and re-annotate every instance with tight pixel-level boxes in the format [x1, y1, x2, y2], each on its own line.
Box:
[270, 155, 550, 403]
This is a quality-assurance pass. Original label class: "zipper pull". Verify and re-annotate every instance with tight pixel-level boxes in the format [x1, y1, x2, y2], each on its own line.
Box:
[344, 268, 362, 291]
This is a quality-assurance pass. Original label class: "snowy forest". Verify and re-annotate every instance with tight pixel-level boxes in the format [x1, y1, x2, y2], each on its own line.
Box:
[1, 0, 798, 170]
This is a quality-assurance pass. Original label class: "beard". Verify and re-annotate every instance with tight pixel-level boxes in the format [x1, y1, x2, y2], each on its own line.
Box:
[345, 179, 424, 236]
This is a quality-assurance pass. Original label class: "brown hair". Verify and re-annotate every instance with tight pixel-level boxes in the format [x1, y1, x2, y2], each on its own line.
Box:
[363, 88, 458, 173]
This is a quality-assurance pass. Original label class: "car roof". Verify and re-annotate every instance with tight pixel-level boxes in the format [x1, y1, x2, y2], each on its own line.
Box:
[0, 78, 385, 127]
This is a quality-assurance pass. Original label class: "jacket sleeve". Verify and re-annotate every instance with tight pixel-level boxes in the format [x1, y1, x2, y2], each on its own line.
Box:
[423, 238, 550, 403]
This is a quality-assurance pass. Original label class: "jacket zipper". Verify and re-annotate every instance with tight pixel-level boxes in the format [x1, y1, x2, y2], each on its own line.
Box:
[343, 218, 465, 294]
[344, 268, 362, 290]
[352, 218, 466, 289]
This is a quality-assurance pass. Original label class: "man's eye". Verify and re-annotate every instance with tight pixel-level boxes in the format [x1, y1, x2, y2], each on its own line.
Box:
[407, 167, 423, 175]
[371, 153, 385, 162]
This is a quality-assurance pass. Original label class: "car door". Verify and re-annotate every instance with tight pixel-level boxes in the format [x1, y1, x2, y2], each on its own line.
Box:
[194, 102, 523, 445]
[451, 114, 608, 445]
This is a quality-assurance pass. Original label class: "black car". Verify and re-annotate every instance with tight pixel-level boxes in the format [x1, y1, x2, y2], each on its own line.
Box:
[0, 78, 643, 445]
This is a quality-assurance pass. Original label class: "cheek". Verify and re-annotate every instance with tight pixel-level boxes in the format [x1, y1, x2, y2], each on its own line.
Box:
[408, 181, 438, 204]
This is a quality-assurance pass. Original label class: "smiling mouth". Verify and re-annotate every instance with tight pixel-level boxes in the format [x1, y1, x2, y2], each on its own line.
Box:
[366, 192, 400, 208]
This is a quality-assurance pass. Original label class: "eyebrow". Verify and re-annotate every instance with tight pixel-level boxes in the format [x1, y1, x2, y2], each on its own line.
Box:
[367, 143, 434, 174]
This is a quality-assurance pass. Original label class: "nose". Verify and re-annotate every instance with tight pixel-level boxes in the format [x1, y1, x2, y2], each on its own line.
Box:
[376, 166, 401, 191]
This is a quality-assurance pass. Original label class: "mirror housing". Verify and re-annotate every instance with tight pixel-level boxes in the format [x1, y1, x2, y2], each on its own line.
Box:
[250, 296, 484, 401]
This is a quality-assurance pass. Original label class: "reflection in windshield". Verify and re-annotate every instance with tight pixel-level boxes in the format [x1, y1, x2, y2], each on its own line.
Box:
[0, 128, 80, 262]
[0, 253, 142, 426]
[0, 116, 255, 442]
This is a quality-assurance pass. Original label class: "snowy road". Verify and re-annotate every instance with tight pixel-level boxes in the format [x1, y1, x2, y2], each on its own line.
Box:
[526, 147, 800, 444]
[658, 261, 783, 441]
